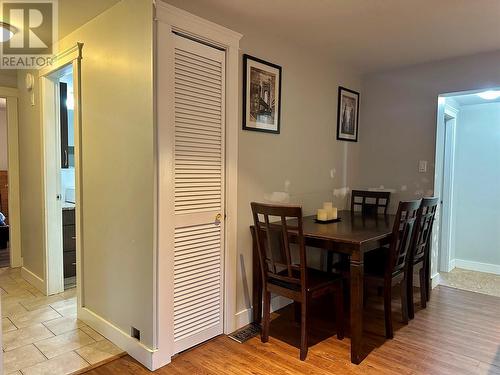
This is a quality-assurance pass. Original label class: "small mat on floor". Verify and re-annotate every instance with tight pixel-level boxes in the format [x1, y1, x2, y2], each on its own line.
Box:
[228, 323, 260, 343]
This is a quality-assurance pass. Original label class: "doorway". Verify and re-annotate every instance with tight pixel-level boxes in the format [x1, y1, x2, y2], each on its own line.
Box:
[434, 89, 500, 297]
[0, 98, 10, 267]
[0, 88, 22, 270]
[42, 64, 77, 294]
[40, 41, 83, 299]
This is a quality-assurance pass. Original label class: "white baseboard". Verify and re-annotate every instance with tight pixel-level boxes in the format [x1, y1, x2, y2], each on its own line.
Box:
[78, 307, 155, 370]
[234, 295, 293, 329]
[21, 267, 46, 294]
[431, 273, 441, 289]
[449, 259, 456, 271]
[454, 259, 500, 275]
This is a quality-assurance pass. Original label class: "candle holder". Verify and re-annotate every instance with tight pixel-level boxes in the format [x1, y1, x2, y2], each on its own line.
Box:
[314, 217, 342, 224]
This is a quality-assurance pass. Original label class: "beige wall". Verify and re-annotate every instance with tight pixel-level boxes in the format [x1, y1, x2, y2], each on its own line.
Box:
[0, 70, 17, 88]
[0, 71, 16, 174]
[17, 0, 155, 347]
[163, 0, 362, 315]
[17, 69, 45, 277]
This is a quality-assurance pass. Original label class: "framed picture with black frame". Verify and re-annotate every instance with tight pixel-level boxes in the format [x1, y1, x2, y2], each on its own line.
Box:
[336, 86, 359, 142]
[242, 54, 282, 134]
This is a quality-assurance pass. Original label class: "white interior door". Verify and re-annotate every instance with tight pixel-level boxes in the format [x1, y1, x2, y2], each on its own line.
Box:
[171, 34, 226, 354]
[42, 76, 64, 295]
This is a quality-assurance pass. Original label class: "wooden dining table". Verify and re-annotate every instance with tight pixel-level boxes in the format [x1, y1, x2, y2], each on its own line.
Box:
[250, 210, 395, 364]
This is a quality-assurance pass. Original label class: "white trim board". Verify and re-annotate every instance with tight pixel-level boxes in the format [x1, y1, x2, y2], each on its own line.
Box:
[235, 297, 293, 329]
[449, 259, 456, 271]
[454, 259, 500, 275]
[431, 273, 441, 289]
[78, 307, 155, 368]
[21, 267, 46, 294]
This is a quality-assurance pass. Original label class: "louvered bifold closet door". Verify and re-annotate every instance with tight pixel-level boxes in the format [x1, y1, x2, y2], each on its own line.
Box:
[172, 34, 226, 354]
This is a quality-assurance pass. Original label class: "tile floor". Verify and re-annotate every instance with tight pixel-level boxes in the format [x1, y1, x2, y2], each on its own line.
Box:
[439, 267, 500, 298]
[1, 267, 124, 374]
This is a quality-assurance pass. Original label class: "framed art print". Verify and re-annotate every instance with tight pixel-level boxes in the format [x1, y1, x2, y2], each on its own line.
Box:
[337, 86, 359, 142]
[243, 54, 282, 134]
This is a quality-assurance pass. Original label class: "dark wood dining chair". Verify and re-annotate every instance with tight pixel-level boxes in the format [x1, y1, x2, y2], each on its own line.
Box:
[407, 197, 439, 319]
[328, 190, 392, 274]
[251, 202, 344, 361]
[351, 190, 391, 216]
[364, 199, 421, 339]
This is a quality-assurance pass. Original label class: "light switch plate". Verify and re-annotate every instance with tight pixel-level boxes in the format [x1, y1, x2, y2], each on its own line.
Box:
[418, 160, 427, 173]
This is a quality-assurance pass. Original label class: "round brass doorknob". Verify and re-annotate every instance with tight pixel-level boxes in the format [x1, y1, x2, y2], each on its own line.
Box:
[215, 213, 222, 222]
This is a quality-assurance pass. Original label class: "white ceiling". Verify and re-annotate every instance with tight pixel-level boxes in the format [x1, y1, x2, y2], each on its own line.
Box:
[165, 0, 500, 74]
[451, 91, 500, 106]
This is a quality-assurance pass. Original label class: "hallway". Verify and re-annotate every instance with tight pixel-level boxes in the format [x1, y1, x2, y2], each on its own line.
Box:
[1, 267, 123, 374]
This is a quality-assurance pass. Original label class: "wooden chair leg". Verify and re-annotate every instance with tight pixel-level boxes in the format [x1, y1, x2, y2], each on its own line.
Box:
[326, 252, 334, 273]
[400, 279, 409, 325]
[419, 268, 427, 309]
[300, 296, 308, 361]
[384, 282, 393, 339]
[408, 262, 415, 320]
[425, 259, 431, 302]
[363, 285, 368, 308]
[335, 288, 344, 340]
[294, 301, 301, 324]
[261, 291, 271, 343]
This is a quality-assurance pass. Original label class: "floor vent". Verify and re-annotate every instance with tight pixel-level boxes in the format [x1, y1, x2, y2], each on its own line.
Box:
[228, 323, 260, 343]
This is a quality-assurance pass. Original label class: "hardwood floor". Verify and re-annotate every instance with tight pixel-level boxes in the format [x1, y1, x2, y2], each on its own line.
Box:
[84, 286, 500, 375]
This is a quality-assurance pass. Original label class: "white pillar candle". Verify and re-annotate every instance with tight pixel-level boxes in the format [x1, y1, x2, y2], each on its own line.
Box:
[317, 208, 328, 221]
[323, 202, 333, 210]
[330, 207, 338, 220]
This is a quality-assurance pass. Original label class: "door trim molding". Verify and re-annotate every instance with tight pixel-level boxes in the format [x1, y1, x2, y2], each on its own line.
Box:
[439, 104, 458, 273]
[154, 3, 242, 370]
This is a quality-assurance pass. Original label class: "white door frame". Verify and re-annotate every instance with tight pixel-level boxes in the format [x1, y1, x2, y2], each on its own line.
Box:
[39, 43, 84, 301]
[155, 3, 241, 370]
[0, 87, 22, 268]
[433, 99, 458, 278]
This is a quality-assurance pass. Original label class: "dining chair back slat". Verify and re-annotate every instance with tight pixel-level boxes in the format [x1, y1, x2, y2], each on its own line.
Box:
[412, 197, 439, 263]
[351, 190, 391, 215]
[390, 200, 421, 276]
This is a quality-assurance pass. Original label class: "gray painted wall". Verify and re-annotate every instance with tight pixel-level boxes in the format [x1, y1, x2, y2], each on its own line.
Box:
[354, 50, 500, 276]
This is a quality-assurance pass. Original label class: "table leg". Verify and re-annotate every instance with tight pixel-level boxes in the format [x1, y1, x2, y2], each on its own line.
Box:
[251, 227, 262, 324]
[350, 256, 364, 364]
